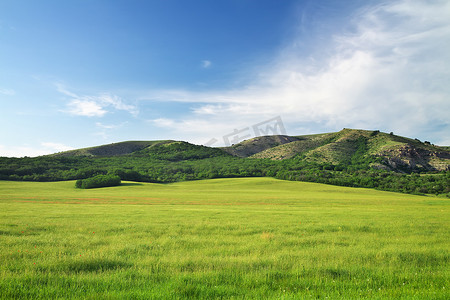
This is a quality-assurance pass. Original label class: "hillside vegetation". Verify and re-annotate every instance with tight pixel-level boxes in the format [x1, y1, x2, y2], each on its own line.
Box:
[227, 129, 450, 172]
[46, 128, 450, 173]
[1, 129, 449, 195]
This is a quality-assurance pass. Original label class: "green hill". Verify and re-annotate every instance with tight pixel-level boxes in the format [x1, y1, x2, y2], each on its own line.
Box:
[225, 129, 450, 172]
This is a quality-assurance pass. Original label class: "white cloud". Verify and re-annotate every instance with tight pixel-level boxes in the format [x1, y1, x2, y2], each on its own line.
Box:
[97, 94, 138, 115]
[0, 142, 73, 157]
[151, 118, 176, 128]
[0, 145, 44, 157]
[151, 118, 229, 134]
[149, 117, 226, 143]
[40, 142, 73, 152]
[95, 122, 126, 130]
[56, 83, 78, 98]
[67, 99, 107, 117]
[94, 122, 128, 140]
[149, 116, 265, 146]
[58, 84, 138, 117]
[201, 60, 212, 68]
[0, 88, 15, 96]
[143, 0, 450, 144]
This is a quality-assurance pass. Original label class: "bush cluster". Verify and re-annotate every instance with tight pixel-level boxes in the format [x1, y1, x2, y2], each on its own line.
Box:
[75, 174, 121, 189]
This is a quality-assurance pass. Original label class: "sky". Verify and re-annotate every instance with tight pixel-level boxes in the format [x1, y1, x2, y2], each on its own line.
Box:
[1, 0, 449, 157]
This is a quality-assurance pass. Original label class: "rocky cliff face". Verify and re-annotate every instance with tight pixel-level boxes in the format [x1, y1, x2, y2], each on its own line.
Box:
[381, 144, 450, 171]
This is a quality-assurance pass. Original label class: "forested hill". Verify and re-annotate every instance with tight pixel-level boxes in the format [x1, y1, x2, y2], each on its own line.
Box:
[0, 129, 449, 196]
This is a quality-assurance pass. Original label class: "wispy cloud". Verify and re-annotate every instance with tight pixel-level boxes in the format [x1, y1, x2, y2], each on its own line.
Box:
[57, 84, 138, 117]
[0, 88, 15, 96]
[149, 117, 237, 145]
[144, 0, 450, 144]
[201, 60, 212, 69]
[151, 118, 227, 133]
[0, 142, 73, 157]
[40, 142, 73, 152]
[94, 121, 128, 140]
[66, 99, 107, 117]
[95, 122, 126, 130]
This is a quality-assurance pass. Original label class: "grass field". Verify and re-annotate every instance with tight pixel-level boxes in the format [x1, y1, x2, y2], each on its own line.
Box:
[0, 178, 448, 299]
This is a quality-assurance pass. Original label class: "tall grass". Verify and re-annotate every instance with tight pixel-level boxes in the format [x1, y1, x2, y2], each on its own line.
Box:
[0, 178, 448, 299]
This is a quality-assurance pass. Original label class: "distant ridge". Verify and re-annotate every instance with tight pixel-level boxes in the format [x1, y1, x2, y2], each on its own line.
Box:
[221, 135, 300, 158]
[52, 140, 173, 157]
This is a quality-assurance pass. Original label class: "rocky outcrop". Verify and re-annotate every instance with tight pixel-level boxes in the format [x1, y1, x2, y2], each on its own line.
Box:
[381, 144, 450, 171]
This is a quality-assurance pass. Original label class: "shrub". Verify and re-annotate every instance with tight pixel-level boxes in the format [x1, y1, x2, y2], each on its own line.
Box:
[75, 174, 121, 189]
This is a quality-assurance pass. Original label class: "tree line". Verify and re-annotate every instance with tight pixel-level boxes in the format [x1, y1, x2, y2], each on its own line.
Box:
[0, 154, 448, 196]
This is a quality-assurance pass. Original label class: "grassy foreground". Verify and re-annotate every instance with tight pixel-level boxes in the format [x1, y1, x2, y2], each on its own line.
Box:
[0, 178, 448, 299]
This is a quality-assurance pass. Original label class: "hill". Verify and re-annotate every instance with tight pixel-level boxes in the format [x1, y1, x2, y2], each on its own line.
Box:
[53, 140, 232, 161]
[50, 129, 450, 172]
[1, 129, 449, 196]
[224, 129, 450, 172]
[132, 141, 232, 161]
[221, 135, 300, 157]
[52, 140, 173, 157]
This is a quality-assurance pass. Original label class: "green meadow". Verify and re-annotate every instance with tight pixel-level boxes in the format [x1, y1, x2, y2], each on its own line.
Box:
[0, 178, 448, 299]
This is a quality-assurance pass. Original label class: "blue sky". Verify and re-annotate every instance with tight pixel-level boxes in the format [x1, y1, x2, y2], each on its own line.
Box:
[1, 0, 449, 157]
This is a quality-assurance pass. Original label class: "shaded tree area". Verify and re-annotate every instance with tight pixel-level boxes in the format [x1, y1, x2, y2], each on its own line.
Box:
[75, 174, 121, 189]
